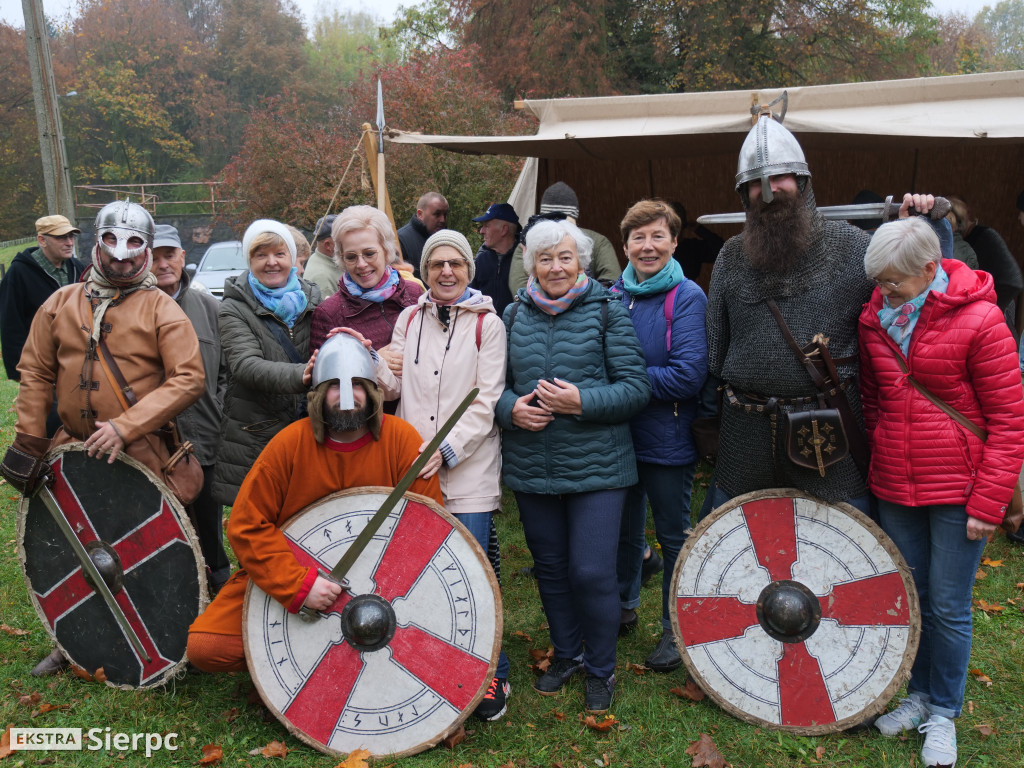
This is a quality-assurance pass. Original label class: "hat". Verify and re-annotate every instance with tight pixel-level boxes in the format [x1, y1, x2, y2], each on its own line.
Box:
[241, 219, 297, 265]
[472, 202, 519, 225]
[152, 224, 182, 249]
[539, 182, 580, 219]
[313, 215, 337, 241]
[35, 215, 80, 237]
[421, 229, 476, 281]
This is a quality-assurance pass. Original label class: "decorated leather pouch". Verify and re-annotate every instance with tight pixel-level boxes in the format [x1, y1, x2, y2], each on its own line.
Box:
[781, 396, 850, 478]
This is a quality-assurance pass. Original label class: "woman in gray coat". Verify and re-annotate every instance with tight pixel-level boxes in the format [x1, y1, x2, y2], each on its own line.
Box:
[212, 219, 321, 506]
[496, 219, 650, 714]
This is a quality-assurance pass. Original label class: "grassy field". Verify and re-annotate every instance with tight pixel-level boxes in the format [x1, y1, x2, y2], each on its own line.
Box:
[1, 369, 1022, 767]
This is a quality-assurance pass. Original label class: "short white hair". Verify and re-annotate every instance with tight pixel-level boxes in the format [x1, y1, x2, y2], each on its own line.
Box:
[523, 219, 593, 276]
[864, 217, 941, 279]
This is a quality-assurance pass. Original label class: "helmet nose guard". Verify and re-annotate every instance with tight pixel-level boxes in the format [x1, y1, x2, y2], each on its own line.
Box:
[735, 100, 810, 205]
[312, 333, 377, 411]
[95, 199, 155, 261]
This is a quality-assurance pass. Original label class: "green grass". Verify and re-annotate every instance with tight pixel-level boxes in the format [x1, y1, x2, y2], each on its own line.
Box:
[1, 373, 1023, 766]
[1, 242, 25, 270]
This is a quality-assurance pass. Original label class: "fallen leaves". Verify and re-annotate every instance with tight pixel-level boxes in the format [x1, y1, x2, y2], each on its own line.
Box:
[442, 726, 466, 748]
[981, 557, 1003, 567]
[32, 703, 69, 717]
[0, 625, 28, 637]
[220, 707, 241, 723]
[974, 598, 1005, 614]
[249, 740, 288, 758]
[670, 680, 706, 702]
[18, 692, 42, 708]
[970, 668, 994, 687]
[511, 630, 533, 643]
[333, 748, 371, 768]
[530, 646, 553, 674]
[0, 725, 12, 760]
[974, 724, 996, 738]
[579, 714, 618, 732]
[685, 733, 729, 768]
[624, 662, 647, 676]
[814, 745, 826, 760]
[199, 744, 223, 765]
[70, 665, 106, 683]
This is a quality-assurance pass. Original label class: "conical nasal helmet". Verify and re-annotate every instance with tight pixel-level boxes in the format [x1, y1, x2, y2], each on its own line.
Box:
[735, 115, 810, 204]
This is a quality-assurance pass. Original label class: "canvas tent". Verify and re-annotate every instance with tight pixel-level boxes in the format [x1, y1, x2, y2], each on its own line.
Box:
[389, 71, 1024, 272]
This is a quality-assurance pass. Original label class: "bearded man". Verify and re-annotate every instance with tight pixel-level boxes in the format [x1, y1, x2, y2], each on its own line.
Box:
[186, 334, 441, 673]
[704, 115, 932, 512]
[0, 200, 205, 676]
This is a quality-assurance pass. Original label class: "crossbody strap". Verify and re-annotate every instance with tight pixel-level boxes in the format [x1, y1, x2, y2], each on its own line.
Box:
[890, 350, 987, 440]
[260, 316, 305, 364]
[97, 337, 138, 410]
[765, 299, 831, 389]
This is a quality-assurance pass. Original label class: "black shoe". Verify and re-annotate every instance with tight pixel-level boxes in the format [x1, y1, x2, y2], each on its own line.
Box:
[474, 677, 510, 721]
[640, 549, 664, 586]
[618, 608, 638, 637]
[534, 657, 584, 695]
[1006, 527, 1024, 545]
[584, 674, 615, 713]
[645, 629, 682, 672]
[31, 648, 69, 677]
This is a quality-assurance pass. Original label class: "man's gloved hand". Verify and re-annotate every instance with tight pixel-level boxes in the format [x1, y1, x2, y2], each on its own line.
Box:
[0, 433, 52, 495]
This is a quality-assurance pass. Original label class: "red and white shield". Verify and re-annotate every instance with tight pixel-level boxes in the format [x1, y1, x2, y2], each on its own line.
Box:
[18, 444, 207, 688]
[671, 489, 920, 734]
[243, 488, 501, 758]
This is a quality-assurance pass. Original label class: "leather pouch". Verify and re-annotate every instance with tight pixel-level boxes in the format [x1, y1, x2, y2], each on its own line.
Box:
[782, 406, 850, 478]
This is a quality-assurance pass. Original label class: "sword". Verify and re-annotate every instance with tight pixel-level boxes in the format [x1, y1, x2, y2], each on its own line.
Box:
[697, 195, 951, 225]
[298, 387, 480, 620]
[31, 480, 152, 662]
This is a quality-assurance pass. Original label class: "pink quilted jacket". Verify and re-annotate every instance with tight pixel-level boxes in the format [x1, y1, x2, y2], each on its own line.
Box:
[858, 258, 1024, 524]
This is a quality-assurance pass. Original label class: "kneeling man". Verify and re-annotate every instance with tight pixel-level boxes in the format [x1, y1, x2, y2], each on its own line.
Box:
[187, 337, 441, 672]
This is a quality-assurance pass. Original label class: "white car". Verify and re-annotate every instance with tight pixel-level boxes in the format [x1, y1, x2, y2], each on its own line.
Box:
[186, 241, 245, 300]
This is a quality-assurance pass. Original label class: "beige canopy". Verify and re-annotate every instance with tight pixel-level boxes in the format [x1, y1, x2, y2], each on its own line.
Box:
[390, 71, 1024, 274]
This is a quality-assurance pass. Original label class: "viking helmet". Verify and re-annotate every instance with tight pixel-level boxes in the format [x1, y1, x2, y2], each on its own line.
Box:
[735, 115, 810, 204]
[95, 199, 155, 261]
[311, 333, 377, 410]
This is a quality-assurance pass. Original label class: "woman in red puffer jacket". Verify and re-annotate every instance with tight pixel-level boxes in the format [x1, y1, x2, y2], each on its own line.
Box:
[858, 216, 1024, 768]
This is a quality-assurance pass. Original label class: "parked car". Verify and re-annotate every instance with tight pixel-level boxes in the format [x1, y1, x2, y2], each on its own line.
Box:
[186, 240, 245, 299]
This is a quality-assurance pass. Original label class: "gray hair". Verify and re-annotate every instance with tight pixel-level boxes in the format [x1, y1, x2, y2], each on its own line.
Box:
[523, 219, 593, 276]
[864, 217, 941, 279]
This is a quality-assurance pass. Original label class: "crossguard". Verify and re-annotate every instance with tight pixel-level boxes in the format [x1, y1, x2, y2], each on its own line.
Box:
[881, 195, 951, 223]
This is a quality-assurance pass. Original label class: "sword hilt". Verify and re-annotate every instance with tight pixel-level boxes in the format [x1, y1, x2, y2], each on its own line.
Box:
[882, 195, 951, 223]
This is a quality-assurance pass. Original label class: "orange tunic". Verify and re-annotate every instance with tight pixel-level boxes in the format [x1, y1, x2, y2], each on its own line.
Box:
[188, 415, 441, 649]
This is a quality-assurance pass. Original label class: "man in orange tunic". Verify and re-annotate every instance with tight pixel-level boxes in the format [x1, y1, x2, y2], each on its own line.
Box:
[187, 338, 441, 672]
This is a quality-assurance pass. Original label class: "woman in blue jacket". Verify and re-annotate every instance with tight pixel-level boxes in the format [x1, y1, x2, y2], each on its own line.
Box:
[612, 199, 708, 673]
[496, 219, 650, 714]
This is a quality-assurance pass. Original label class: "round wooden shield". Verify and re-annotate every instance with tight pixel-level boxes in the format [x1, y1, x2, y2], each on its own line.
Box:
[18, 444, 208, 688]
[670, 489, 920, 735]
[242, 488, 501, 759]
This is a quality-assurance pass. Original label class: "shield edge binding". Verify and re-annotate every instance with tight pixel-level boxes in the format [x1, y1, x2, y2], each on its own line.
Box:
[242, 486, 502, 758]
[16, 442, 209, 690]
[670, 487, 921, 736]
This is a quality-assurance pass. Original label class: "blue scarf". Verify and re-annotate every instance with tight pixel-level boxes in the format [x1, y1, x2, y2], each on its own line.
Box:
[619, 259, 684, 297]
[342, 267, 400, 303]
[878, 264, 949, 355]
[248, 268, 308, 329]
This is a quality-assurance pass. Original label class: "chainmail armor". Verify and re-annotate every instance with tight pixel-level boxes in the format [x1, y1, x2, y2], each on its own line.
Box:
[706, 188, 873, 502]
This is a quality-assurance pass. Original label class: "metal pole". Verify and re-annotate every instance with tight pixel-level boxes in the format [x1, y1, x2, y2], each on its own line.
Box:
[22, 0, 76, 221]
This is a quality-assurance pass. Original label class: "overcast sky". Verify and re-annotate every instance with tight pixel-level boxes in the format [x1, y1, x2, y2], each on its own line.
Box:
[0, 0, 998, 30]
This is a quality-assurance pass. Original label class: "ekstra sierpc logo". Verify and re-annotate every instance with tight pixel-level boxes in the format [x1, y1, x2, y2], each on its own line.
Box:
[11, 728, 178, 756]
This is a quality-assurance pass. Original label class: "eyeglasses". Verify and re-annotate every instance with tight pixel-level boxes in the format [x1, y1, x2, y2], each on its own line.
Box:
[427, 258, 469, 272]
[45, 233, 77, 241]
[873, 277, 907, 291]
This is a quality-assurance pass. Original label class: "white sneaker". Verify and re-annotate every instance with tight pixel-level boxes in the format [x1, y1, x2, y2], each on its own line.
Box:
[874, 695, 929, 736]
[919, 714, 957, 767]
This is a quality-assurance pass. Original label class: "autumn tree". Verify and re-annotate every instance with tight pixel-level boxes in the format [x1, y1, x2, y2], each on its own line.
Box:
[928, 12, 990, 74]
[976, 0, 1024, 70]
[305, 9, 400, 101]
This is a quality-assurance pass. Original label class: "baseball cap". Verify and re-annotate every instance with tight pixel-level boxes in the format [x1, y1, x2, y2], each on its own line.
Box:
[152, 224, 182, 249]
[472, 203, 519, 225]
[35, 215, 81, 237]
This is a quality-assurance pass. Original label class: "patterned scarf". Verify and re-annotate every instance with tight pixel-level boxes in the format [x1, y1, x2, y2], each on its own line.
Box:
[527, 273, 590, 315]
[878, 264, 949, 355]
[248, 268, 308, 329]
[342, 267, 400, 303]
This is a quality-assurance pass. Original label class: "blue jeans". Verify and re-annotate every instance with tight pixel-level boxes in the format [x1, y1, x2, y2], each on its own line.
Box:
[617, 462, 696, 629]
[515, 489, 626, 678]
[878, 500, 986, 718]
[453, 511, 509, 680]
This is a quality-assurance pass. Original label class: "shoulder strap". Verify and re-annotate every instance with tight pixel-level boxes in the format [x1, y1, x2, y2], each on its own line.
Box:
[405, 306, 420, 334]
[766, 299, 830, 389]
[476, 312, 485, 350]
[890, 350, 987, 440]
[260, 316, 304, 364]
[663, 283, 680, 351]
[97, 337, 137, 410]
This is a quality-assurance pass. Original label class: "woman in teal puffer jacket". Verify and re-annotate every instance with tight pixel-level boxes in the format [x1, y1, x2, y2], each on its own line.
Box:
[496, 219, 650, 715]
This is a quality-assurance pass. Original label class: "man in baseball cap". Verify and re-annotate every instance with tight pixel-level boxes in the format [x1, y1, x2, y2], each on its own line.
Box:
[470, 203, 520, 316]
[0, 215, 85, 397]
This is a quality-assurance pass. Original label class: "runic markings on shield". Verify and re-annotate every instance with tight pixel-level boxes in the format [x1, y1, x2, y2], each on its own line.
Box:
[32, 456, 184, 683]
[675, 495, 914, 730]
[272, 498, 490, 748]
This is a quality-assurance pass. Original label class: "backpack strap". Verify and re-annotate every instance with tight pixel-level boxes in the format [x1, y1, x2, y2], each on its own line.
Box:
[475, 312, 485, 350]
[663, 283, 680, 351]
[405, 306, 420, 334]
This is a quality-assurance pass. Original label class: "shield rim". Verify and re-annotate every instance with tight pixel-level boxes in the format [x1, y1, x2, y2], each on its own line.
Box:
[669, 488, 921, 735]
[242, 486, 502, 758]
[17, 442, 209, 689]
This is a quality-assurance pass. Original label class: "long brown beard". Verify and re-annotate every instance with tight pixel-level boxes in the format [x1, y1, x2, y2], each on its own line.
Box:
[742, 190, 812, 272]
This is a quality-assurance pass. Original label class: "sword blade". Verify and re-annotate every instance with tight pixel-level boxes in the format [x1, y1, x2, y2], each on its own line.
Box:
[327, 387, 479, 583]
[34, 483, 151, 662]
[697, 196, 949, 225]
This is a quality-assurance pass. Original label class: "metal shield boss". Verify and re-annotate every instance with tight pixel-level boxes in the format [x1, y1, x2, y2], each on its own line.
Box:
[18, 444, 208, 688]
[671, 490, 920, 734]
[243, 488, 501, 758]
